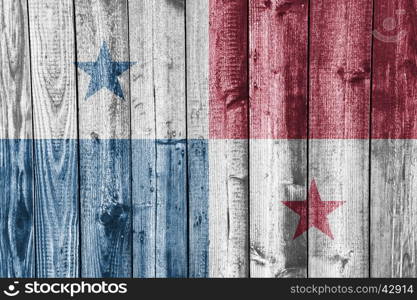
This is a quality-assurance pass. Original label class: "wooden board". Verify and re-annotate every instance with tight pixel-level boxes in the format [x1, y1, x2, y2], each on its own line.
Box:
[371, 0, 417, 277]
[309, 0, 372, 277]
[28, 0, 79, 278]
[209, 0, 249, 277]
[130, 0, 188, 278]
[153, 0, 187, 278]
[74, 0, 131, 277]
[186, 0, 209, 278]
[0, 0, 34, 278]
[129, 0, 157, 278]
[249, 0, 308, 278]
[0, 0, 33, 140]
[3, 0, 417, 279]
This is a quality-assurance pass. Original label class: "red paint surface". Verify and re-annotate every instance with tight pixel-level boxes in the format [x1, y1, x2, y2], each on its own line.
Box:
[209, 0, 248, 139]
[310, 0, 372, 139]
[372, 0, 417, 139]
[249, 0, 308, 139]
[283, 180, 345, 240]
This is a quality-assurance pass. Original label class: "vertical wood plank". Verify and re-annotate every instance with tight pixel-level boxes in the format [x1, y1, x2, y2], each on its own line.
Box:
[0, 0, 32, 140]
[28, 0, 79, 277]
[0, 0, 34, 278]
[209, 0, 249, 277]
[75, 0, 131, 277]
[186, 0, 209, 278]
[129, 0, 157, 278]
[129, 0, 187, 278]
[309, 0, 372, 277]
[249, 0, 308, 278]
[153, 0, 187, 278]
[371, 0, 417, 277]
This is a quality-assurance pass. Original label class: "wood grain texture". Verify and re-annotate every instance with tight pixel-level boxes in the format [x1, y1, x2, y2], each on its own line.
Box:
[186, 0, 209, 278]
[186, 0, 208, 140]
[153, 0, 187, 277]
[249, 0, 308, 278]
[188, 140, 209, 277]
[0, 140, 34, 278]
[0, 0, 34, 277]
[209, 0, 248, 140]
[28, 0, 79, 277]
[129, 0, 187, 278]
[0, 0, 32, 140]
[156, 139, 187, 277]
[209, 139, 248, 277]
[371, 0, 417, 277]
[129, 0, 157, 278]
[74, 0, 132, 277]
[250, 0, 308, 140]
[309, 0, 372, 277]
[79, 139, 131, 277]
[250, 140, 307, 278]
[209, 0, 249, 277]
[131, 140, 156, 278]
[371, 140, 417, 277]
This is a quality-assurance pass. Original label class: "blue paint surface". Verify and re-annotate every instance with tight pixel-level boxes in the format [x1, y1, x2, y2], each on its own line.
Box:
[155, 139, 188, 277]
[0, 139, 210, 278]
[188, 139, 209, 277]
[79, 139, 131, 277]
[132, 139, 209, 278]
[34, 139, 79, 277]
[132, 139, 157, 278]
[0, 139, 34, 277]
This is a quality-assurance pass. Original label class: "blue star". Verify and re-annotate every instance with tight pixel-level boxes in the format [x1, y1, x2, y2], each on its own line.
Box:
[76, 42, 135, 100]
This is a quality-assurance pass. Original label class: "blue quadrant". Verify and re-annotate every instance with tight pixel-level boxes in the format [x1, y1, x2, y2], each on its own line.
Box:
[0, 139, 209, 278]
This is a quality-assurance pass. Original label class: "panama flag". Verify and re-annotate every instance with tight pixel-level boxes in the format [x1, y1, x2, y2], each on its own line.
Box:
[1, 0, 416, 279]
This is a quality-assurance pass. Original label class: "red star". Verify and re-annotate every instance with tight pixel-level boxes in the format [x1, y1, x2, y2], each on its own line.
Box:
[282, 180, 345, 240]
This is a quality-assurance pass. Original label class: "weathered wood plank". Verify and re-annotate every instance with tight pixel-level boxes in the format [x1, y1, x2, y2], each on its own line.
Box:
[0, 0, 32, 140]
[371, 0, 417, 277]
[249, 0, 308, 278]
[0, 0, 34, 277]
[129, 0, 187, 278]
[129, 0, 157, 278]
[74, 0, 131, 277]
[309, 0, 372, 277]
[186, 0, 208, 141]
[153, 0, 187, 278]
[188, 139, 209, 277]
[0, 140, 34, 278]
[28, 0, 79, 277]
[79, 139, 131, 277]
[186, 0, 209, 278]
[156, 139, 187, 277]
[209, 0, 249, 277]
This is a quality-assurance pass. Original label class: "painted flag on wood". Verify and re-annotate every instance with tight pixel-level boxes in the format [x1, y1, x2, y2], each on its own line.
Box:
[1, 0, 417, 279]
